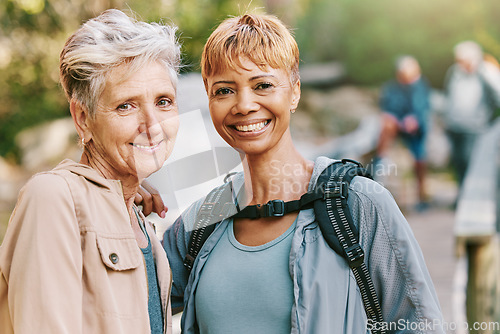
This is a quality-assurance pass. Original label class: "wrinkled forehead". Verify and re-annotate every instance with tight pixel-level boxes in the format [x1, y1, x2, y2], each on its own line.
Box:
[216, 54, 283, 74]
[204, 55, 295, 93]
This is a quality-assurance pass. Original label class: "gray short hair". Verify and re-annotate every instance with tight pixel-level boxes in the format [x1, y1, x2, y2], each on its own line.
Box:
[59, 9, 181, 117]
[454, 40, 483, 63]
[395, 55, 419, 72]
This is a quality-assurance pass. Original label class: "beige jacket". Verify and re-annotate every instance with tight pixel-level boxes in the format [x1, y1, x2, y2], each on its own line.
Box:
[0, 159, 172, 334]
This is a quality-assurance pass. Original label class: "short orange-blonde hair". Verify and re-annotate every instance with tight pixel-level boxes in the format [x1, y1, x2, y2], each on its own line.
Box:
[201, 14, 300, 85]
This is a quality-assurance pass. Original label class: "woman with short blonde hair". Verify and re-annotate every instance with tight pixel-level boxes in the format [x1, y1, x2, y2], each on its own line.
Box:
[163, 13, 444, 334]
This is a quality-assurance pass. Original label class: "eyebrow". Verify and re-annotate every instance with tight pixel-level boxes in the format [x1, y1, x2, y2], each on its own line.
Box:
[250, 74, 275, 81]
[212, 74, 276, 86]
[109, 90, 174, 105]
[212, 80, 234, 86]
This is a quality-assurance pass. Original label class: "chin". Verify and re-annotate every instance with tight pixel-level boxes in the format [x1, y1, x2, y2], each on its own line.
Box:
[234, 144, 271, 157]
[135, 154, 168, 179]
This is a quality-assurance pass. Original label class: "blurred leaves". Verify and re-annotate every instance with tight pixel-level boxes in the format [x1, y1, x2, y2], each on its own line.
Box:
[1, 0, 500, 161]
[295, 0, 500, 86]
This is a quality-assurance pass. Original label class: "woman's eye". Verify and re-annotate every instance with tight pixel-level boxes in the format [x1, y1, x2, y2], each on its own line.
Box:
[256, 82, 273, 90]
[117, 103, 132, 111]
[214, 87, 232, 96]
[158, 98, 172, 107]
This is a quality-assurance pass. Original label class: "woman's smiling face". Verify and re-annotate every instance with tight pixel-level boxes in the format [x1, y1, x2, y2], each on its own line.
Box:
[86, 61, 179, 181]
[206, 57, 300, 156]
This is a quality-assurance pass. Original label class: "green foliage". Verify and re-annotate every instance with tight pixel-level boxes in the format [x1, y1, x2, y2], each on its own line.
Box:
[294, 0, 500, 86]
[161, 0, 267, 71]
[0, 0, 71, 161]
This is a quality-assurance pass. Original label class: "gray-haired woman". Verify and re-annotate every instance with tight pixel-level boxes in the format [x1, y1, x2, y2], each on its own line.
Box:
[0, 9, 180, 334]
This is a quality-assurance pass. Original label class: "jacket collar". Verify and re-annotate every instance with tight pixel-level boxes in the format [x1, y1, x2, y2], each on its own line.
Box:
[53, 159, 124, 195]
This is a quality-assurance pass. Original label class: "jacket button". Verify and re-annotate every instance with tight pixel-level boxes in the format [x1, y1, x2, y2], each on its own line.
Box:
[109, 253, 119, 264]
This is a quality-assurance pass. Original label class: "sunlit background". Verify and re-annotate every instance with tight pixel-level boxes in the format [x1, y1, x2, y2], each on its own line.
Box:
[1, 0, 500, 162]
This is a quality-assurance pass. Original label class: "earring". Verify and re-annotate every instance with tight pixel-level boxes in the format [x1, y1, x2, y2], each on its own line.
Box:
[81, 137, 85, 146]
[291, 109, 296, 114]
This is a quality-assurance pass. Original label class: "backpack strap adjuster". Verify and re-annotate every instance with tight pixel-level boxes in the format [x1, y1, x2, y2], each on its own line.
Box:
[324, 181, 349, 200]
[257, 199, 285, 217]
[345, 243, 365, 268]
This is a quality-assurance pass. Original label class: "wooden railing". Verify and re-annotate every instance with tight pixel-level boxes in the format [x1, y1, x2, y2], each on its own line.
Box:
[454, 119, 500, 333]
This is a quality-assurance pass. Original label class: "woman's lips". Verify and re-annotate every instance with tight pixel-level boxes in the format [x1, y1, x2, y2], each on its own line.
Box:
[131, 140, 163, 151]
[232, 120, 270, 133]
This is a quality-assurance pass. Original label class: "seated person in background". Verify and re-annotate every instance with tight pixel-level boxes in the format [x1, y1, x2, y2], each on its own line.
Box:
[375, 55, 431, 211]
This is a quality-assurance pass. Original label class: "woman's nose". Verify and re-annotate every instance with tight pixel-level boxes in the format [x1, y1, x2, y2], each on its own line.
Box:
[139, 105, 162, 137]
[233, 89, 259, 115]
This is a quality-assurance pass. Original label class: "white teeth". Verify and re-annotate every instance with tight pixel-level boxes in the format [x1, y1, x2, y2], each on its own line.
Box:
[235, 121, 267, 132]
[133, 142, 160, 150]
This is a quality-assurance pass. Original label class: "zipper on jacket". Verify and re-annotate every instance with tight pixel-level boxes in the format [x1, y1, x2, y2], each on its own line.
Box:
[163, 267, 173, 334]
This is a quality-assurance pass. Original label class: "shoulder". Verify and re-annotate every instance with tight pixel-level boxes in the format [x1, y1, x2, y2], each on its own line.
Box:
[348, 176, 414, 251]
[312, 158, 403, 230]
[346, 174, 400, 225]
[382, 79, 402, 91]
[5, 169, 79, 247]
[348, 174, 404, 223]
[310, 157, 399, 218]
[415, 76, 431, 89]
[349, 176, 394, 208]
[444, 64, 461, 83]
[19, 170, 73, 204]
[174, 185, 223, 233]
[10, 170, 76, 226]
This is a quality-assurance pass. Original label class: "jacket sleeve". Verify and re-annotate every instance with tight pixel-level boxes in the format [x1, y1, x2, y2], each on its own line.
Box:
[410, 78, 431, 130]
[351, 178, 444, 333]
[162, 198, 205, 310]
[2, 173, 83, 333]
[379, 82, 399, 117]
[479, 61, 500, 109]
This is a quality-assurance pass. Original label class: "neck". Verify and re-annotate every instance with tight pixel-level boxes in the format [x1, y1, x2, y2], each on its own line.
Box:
[80, 150, 140, 214]
[241, 135, 313, 205]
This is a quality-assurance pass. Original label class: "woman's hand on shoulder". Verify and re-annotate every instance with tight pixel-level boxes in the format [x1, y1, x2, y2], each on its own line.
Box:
[135, 180, 167, 218]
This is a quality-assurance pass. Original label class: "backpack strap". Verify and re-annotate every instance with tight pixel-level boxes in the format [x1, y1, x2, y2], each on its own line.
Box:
[183, 159, 386, 333]
[183, 182, 237, 270]
[314, 159, 386, 333]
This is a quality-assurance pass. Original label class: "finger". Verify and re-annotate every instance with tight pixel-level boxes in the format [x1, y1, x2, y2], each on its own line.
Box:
[138, 185, 153, 216]
[141, 179, 160, 195]
[151, 193, 168, 218]
[134, 192, 143, 206]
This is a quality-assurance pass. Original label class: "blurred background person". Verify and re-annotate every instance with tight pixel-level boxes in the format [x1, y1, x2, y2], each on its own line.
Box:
[374, 55, 431, 211]
[0, 9, 180, 334]
[443, 40, 500, 190]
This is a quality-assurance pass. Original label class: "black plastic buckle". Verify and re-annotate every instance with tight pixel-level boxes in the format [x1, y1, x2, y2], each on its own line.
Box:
[324, 181, 348, 200]
[345, 244, 365, 268]
[267, 199, 285, 217]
